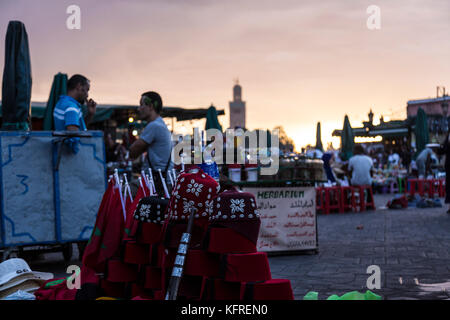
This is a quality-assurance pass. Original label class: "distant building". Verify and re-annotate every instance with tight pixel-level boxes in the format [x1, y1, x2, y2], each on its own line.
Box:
[407, 93, 449, 140]
[407, 96, 449, 118]
[229, 80, 246, 129]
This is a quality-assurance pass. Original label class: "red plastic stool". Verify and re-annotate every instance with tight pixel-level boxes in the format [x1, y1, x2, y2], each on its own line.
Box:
[340, 186, 356, 212]
[438, 179, 445, 197]
[422, 179, 434, 198]
[355, 185, 375, 211]
[430, 179, 443, 198]
[409, 179, 425, 197]
[323, 186, 343, 214]
[315, 187, 324, 214]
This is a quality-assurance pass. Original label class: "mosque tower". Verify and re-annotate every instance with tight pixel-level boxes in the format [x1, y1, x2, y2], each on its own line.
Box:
[229, 79, 246, 129]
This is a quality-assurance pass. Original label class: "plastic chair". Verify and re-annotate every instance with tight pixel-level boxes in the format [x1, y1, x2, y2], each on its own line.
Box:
[438, 179, 445, 197]
[340, 186, 356, 212]
[323, 186, 343, 214]
[355, 185, 375, 211]
[315, 187, 324, 213]
[409, 178, 425, 197]
[429, 179, 444, 198]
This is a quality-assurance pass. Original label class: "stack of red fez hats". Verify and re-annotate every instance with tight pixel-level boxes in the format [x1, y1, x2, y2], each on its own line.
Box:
[199, 186, 293, 300]
[97, 169, 294, 300]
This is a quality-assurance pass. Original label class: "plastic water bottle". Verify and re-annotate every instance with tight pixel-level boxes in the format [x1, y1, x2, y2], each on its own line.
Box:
[200, 145, 220, 182]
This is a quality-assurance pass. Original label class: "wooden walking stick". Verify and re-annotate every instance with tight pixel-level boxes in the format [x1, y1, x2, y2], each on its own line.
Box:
[165, 207, 197, 300]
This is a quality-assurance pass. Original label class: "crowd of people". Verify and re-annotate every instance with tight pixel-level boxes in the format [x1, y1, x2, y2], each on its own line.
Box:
[320, 143, 445, 186]
[319, 140, 450, 213]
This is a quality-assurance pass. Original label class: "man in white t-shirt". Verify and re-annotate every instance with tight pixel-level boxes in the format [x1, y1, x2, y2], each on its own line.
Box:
[348, 145, 374, 186]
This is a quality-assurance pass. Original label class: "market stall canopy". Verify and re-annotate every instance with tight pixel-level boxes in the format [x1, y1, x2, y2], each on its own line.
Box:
[332, 120, 408, 138]
[0, 102, 112, 124]
[340, 115, 354, 161]
[161, 106, 225, 121]
[80, 104, 225, 122]
[1, 21, 32, 131]
[0, 102, 225, 123]
[43, 73, 68, 130]
[415, 107, 429, 156]
[91, 104, 225, 121]
[205, 105, 223, 131]
[315, 122, 324, 152]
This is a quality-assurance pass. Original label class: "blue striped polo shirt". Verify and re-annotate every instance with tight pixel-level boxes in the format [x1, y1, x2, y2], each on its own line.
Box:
[53, 95, 87, 131]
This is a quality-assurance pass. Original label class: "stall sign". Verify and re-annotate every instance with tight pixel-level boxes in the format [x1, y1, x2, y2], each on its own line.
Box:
[242, 187, 317, 252]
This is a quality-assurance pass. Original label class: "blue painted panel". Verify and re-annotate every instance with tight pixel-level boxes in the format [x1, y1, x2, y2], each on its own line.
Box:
[58, 136, 106, 241]
[0, 131, 106, 247]
[1, 134, 55, 246]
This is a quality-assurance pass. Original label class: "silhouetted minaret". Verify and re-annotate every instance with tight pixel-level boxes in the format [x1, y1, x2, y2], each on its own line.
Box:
[229, 79, 246, 129]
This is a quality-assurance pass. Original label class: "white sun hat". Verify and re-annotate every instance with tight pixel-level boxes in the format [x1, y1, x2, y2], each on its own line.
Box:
[0, 258, 53, 293]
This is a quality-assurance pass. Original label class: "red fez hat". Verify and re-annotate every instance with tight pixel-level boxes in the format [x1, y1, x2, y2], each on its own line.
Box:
[209, 186, 261, 245]
[167, 169, 220, 223]
[219, 252, 271, 282]
[204, 226, 257, 254]
[241, 279, 294, 300]
[121, 240, 150, 265]
[166, 249, 221, 278]
[104, 258, 139, 283]
[200, 278, 242, 300]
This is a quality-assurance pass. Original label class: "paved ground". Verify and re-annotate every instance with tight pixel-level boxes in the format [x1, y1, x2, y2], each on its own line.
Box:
[24, 194, 450, 300]
[269, 194, 450, 300]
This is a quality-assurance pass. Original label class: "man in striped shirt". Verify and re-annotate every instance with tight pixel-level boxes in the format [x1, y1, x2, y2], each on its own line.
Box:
[53, 74, 97, 152]
[53, 74, 97, 131]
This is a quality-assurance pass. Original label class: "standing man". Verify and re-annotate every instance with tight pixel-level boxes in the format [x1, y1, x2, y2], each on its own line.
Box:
[53, 74, 97, 153]
[53, 74, 97, 131]
[129, 91, 173, 196]
[52, 74, 97, 258]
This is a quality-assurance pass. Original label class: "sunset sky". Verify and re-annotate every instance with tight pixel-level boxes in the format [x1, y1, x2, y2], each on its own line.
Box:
[1, 0, 449, 150]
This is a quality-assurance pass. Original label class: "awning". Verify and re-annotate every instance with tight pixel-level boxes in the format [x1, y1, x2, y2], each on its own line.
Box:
[0, 104, 113, 124]
[1, 102, 225, 123]
[84, 104, 225, 121]
[0, 104, 46, 118]
[162, 107, 225, 121]
[81, 105, 114, 123]
[333, 125, 409, 138]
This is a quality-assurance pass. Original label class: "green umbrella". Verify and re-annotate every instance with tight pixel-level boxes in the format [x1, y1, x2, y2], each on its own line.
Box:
[43, 73, 68, 130]
[341, 115, 354, 161]
[1, 21, 32, 131]
[415, 107, 429, 157]
[315, 122, 324, 152]
[205, 105, 223, 132]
